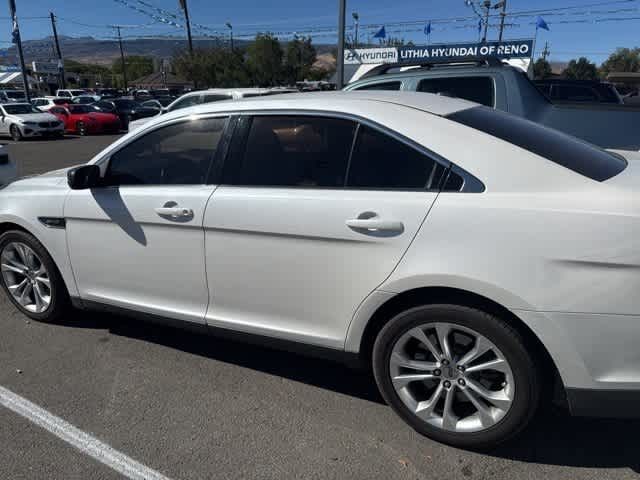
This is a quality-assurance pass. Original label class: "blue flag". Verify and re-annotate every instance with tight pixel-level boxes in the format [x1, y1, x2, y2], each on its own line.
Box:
[373, 26, 386, 39]
[536, 16, 550, 31]
[424, 22, 431, 36]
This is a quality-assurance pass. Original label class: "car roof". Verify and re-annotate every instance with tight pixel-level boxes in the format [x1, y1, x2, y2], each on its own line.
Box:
[171, 90, 477, 118]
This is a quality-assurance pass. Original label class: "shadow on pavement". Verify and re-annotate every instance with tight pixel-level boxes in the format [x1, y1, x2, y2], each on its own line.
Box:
[57, 309, 640, 472]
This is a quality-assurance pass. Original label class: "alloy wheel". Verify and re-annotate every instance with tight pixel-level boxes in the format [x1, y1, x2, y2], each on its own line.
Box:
[389, 322, 514, 433]
[10, 125, 22, 142]
[1, 242, 52, 313]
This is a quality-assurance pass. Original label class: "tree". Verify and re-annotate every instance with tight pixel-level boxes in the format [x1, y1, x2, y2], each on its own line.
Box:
[533, 58, 552, 79]
[111, 55, 154, 83]
[600, 47, 640, 77]
[173, 47, 250, 88]
[246, 33, 284, 86]
[284, 35, 317, 84]
[562, 57, 599, 80]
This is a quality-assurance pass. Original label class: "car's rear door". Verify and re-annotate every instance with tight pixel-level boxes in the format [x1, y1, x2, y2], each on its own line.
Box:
[202, 113, 447, 347]
[65, 115, 229, 324]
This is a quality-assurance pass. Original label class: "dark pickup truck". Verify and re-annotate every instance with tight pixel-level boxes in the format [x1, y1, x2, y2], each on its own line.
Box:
[345, 59, 640, 151]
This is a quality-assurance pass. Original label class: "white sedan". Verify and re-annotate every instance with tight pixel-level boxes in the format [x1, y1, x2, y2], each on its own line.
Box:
[0, 103, 64, 140]
[0, 91, 637, 449]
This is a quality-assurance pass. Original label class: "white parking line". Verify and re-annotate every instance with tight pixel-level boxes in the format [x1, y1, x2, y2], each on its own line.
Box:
[0, 385, 173, 480]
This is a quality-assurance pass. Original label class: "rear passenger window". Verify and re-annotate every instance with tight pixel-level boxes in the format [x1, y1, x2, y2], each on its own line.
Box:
[105, 117, 227, 186]
[202, 94, 232, 103]
[354, 81, 401, 91]
[418, 77, 494, 107]
[231, 116, 356, 188]
[347, 125, 446, 190]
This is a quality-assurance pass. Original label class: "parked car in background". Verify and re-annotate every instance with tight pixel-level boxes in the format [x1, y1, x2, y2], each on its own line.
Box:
[96, 88, 121, 100]
[0, 145, 16, 185]
[345, 58, 640, 150]
[0, 90, 27, 103]
[55, 89, 88, 100]
[128, 88, 280, 131]
[71, 95, 101, 105]
[92, 98, 158, 130]
[534, 79, 624, 104]
[49, 104, 120, 136]
[0, 91, 637, 450]
[31, 97, 70, 111]
[0, 103, 63, 140]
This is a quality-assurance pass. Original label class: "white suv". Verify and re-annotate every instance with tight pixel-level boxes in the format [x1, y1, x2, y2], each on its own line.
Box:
[0, 91, 637, 449]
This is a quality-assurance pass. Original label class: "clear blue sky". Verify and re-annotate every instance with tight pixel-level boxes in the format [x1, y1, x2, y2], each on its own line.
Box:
[3, 0, 640, 63]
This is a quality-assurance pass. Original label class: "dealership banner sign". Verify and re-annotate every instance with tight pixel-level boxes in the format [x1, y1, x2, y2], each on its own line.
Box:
[345, 40, 533, 65]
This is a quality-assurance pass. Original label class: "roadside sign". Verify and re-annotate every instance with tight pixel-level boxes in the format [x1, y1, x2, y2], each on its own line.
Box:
[31, 61, 60, 74]
[345, 39, 533, 65]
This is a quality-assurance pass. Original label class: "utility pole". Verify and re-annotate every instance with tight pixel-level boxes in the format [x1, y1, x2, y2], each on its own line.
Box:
[541, 41, 550, 61]
[8, 0, 30, 102]
[179, 0, 194, 54]
[49, 12, 66, 89]
[352, 12, 359, 49]
[116, 26, 128, 91]
[497, 0, 507, 42]
[482, 0, 491, 43]
[336, 0, 346, 89]
[226, 22, 234, 51]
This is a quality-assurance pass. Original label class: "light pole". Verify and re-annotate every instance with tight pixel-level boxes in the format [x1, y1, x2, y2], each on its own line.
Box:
[352, 12, 359, 49]
[226, 22, 234, 51]
[495, 0, 507, 42]
[337, 0, 346, 89]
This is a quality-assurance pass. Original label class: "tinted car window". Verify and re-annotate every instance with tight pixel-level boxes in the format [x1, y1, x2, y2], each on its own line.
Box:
[169, 95, 201, 112]
[353, 81, 401, 91]
[347, 125, 446, 190]
[230, 116, 356, 188]
[202, 94, 232, 103]
[417, 77, 494, 107]
[105, 117, 227, 186]
[447, 106, 627, 181]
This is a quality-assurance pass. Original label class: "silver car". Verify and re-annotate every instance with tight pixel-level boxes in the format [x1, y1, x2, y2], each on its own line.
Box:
[0, 103, 64, 141]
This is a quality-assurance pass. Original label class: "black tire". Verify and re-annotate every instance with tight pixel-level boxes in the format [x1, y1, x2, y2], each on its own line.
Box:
[76, 121, 87, 136]
[0, 230, 69, 323]
[10, 124, 22, 142]
[372, 304, 541, 450]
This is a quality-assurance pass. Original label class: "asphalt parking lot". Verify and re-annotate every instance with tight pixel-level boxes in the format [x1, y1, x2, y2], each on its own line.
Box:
[1, 136, 640, 480]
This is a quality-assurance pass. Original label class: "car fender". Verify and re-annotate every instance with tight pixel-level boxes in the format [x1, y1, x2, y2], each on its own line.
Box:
[0, 199, 79, 299]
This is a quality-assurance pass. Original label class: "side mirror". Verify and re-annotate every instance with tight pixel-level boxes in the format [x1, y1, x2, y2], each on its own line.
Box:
[68, 164, 100, 190]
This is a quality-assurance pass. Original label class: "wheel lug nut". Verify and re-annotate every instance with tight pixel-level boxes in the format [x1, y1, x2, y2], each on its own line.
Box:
[433, 369, 441, 376]
[443, 380, 451, 388]
[457, 365, 465, 372]
[442, 359, 449, 366]
[458, 379, 466, 387]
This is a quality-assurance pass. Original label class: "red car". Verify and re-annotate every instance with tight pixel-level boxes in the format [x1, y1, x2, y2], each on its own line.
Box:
[49, 105, 121, 135]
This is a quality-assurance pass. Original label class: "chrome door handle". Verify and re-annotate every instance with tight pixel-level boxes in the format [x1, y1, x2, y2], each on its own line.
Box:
[155, 206, 193, 218]
[345, 218, 404, 232]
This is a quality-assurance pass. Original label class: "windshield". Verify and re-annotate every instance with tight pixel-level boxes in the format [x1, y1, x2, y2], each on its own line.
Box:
[5, 91, 25, 98]
[3, 104, 40, 114]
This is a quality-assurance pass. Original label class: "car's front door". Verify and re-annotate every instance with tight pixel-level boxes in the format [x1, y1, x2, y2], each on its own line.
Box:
[65, 116, 228, 323]
[203, 114, 446, 347]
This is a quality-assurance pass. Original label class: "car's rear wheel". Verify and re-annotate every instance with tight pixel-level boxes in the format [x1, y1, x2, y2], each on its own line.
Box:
[0, 230, 69, 322]
[372, 304, 541, 450]
[10, 125, 22, 142]
[76, 121, 87, 136]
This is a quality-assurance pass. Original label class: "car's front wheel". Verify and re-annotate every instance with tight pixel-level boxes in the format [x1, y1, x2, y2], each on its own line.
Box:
[373, 304, 541, 450]
[10, 125, 22, 142]
[0, 230, 69, 322]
